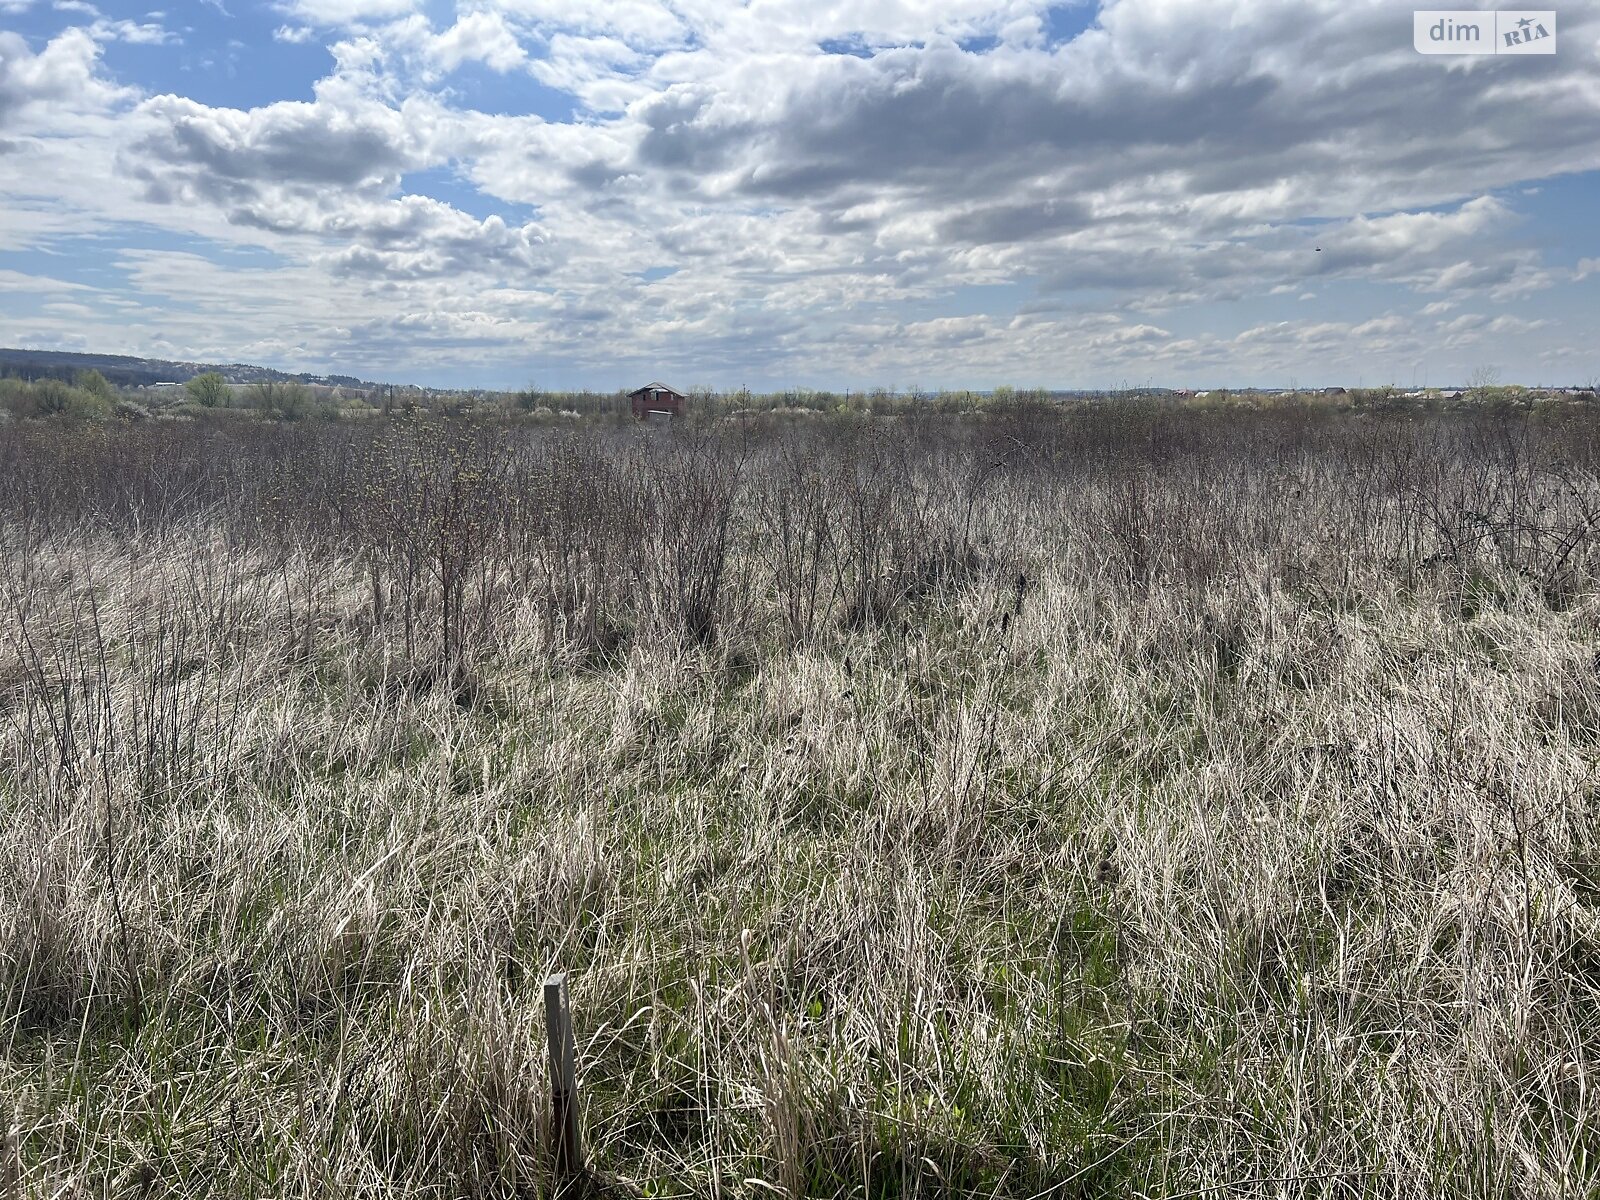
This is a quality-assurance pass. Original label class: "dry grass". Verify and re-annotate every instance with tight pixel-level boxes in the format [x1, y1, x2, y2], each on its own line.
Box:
[1, 404, 1598, 1198]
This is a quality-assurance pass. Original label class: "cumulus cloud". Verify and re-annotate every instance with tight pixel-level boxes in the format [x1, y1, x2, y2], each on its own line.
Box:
[482, 0, 688, 49]
[483, 0, 1065, 57]
[117, 86, 550, 283]
[383, 12, 528, 79]
[278, 0, 418, 27]
[576, 0, 1600, 324]
[0, 27, 135, 131]
[5, 0, 1600, 383]
[310, 197, 550, 279]
[89, 17, 177, 45]
[629, 11, 1597, 223]
[128, 92, 433, 195]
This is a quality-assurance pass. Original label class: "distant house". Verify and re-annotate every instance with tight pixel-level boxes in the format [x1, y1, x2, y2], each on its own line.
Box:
[629, 381, 686, 421]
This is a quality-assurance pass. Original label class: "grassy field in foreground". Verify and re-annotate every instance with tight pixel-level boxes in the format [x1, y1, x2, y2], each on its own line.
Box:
[1, 405, 1598, 1198]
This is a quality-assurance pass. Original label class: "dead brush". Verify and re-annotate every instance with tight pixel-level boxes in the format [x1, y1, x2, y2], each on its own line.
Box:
[0, 403, 1598, 1198]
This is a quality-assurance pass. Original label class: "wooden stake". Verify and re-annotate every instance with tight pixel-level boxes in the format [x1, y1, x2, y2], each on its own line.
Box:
[544, 971, 582, 1179]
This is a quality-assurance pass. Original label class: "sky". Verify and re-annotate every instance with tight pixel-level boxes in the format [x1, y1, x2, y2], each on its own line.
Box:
[1, 0, 1598, 391]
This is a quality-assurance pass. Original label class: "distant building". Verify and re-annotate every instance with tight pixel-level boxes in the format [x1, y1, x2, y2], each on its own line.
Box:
[629, 381, 686, 421]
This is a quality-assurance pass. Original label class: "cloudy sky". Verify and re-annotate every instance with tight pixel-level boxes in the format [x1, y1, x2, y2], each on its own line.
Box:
[1, 0, 1598, 390]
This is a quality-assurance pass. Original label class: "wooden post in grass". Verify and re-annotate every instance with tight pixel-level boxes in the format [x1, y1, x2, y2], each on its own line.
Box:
[544, 971, 582, 1180]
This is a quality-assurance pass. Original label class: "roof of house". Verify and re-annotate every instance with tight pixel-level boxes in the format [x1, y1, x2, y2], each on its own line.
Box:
[629, 381, 684, 396]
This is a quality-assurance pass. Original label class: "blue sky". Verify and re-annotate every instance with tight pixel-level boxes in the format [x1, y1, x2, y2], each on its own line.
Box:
[1, 0, 1598, 390]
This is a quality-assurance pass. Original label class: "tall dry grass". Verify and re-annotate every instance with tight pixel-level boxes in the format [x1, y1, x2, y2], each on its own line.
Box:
[1, 402, 1598, 1197]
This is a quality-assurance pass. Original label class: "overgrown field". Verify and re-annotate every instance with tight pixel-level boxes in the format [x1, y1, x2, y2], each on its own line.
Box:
[2, 404, 1598, 1198]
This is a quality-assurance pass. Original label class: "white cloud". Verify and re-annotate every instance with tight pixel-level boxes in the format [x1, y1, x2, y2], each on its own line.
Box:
[308, 195, 551, 279]
[4, 0, 1600, 384]
[0, 28, 137, 132]
[278, 0, 418, 27]
[1485, 314, 1548, 336]
[382, 12, 528, 79]
[90, 17, 177, 45]
[273, 24, 315, 43]
[481, 0, 687, 49]
[428, 12, 526, 72]
[127, 90, 444, 194]
[0, 268, 96, 293]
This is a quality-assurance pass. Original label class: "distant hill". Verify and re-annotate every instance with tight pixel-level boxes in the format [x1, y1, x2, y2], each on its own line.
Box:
[0, 347, 386, 391]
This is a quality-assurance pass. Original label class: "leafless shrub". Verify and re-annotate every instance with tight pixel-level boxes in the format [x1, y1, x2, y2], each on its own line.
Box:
[1, 401, 1599, 1197]
[752, 433, 842, 645]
